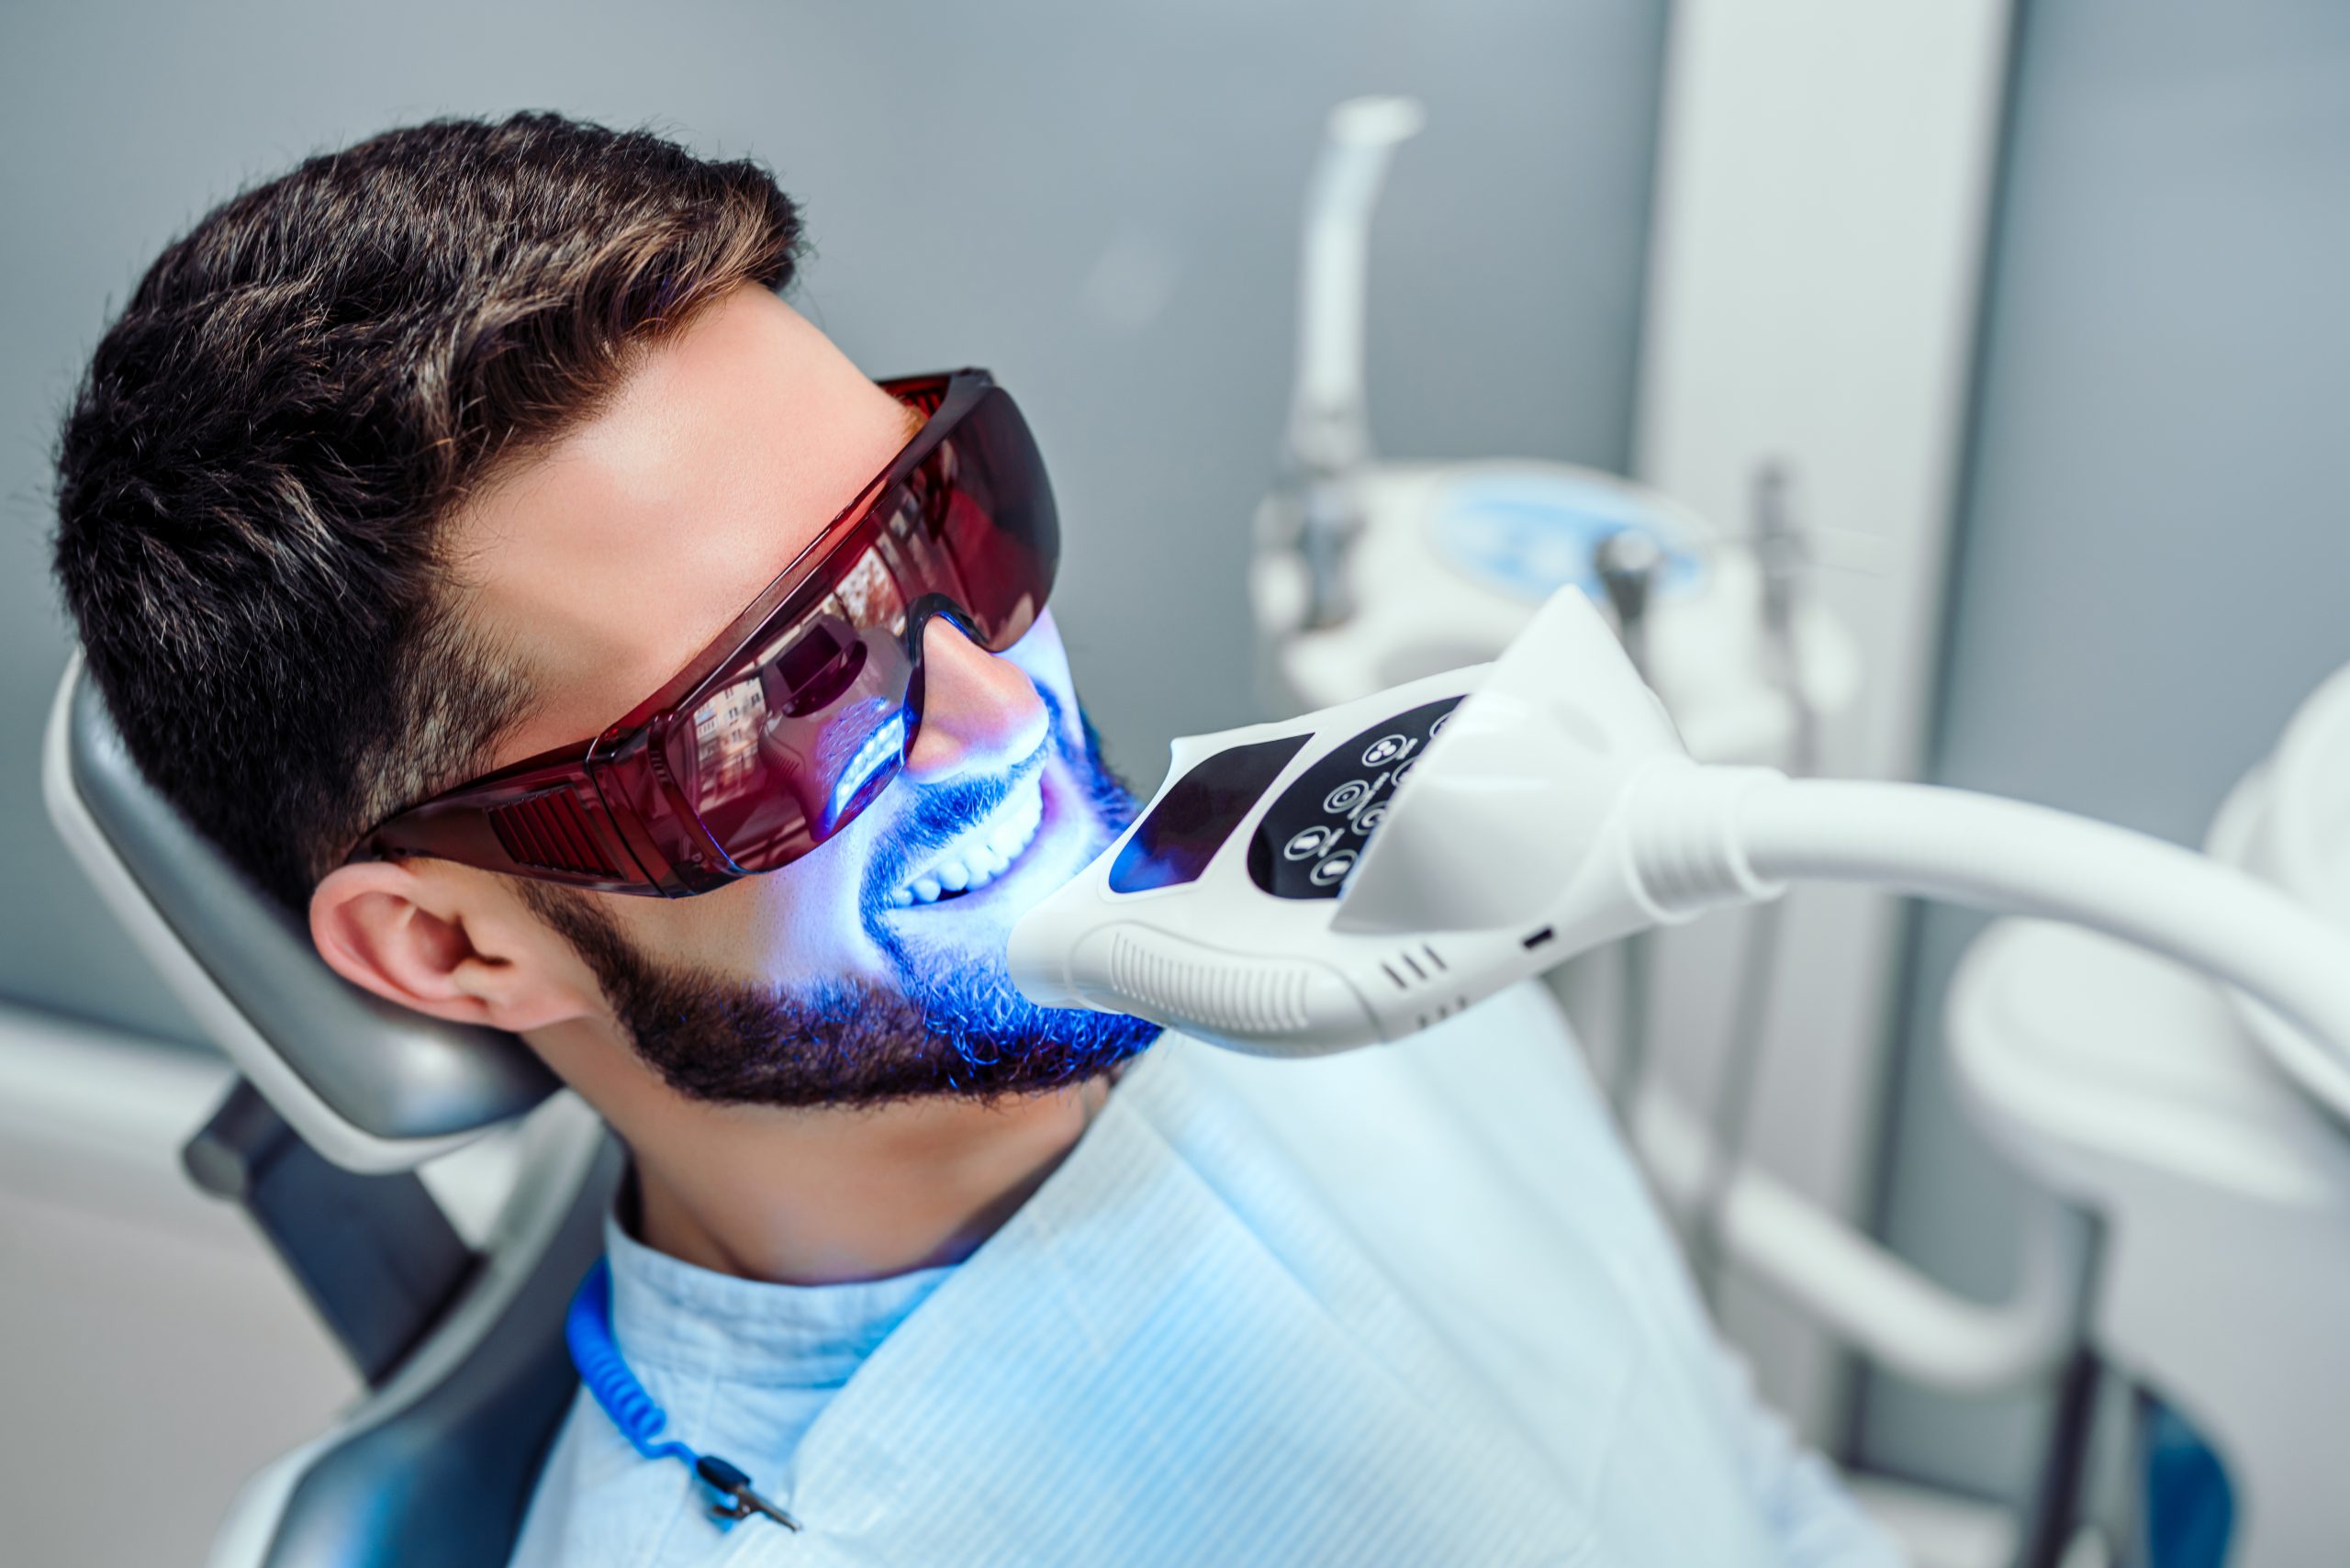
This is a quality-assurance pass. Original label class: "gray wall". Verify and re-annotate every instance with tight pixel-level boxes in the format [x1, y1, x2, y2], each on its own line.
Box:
[0, 1, 1667, 1042]
[1858, 0, 2350, 1498]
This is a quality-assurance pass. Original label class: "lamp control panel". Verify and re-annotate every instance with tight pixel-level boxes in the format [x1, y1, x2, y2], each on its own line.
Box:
[1245, 697, 1461, 901]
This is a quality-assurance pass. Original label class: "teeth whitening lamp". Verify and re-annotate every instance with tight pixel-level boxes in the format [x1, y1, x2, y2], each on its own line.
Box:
[1010, 587, 2350, 1122]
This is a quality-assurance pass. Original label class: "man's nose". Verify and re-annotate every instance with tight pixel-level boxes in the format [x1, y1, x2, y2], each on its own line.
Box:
[901, 614, 1049, 782]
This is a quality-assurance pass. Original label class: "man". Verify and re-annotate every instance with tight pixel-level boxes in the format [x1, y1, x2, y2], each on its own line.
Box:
[53, 113, 1899, 1565]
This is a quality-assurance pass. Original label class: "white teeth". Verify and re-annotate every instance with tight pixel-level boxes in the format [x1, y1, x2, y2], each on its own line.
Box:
[891, 780, 1047, 908]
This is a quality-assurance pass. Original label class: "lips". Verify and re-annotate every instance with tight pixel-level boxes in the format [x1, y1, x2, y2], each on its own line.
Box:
[886, 778, 1047, 907]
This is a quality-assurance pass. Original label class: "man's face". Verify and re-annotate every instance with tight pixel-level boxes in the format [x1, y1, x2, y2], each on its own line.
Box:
[445, 286, 1156, 1103]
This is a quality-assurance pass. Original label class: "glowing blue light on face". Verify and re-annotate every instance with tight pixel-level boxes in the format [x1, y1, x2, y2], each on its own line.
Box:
[831, 709, 909, 825]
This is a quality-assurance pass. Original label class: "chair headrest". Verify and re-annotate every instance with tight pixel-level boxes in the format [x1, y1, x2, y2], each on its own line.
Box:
[43, 656, 557, 1172]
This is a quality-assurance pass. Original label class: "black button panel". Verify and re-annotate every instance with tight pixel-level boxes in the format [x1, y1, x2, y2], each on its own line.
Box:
[1245, 696, 1464, 901]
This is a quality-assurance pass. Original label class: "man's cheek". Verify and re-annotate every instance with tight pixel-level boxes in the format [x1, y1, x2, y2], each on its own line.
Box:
[653, 856, 878, 989]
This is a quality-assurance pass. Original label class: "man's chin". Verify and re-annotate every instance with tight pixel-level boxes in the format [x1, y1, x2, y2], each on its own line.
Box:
[564, 902, 1159, 1108]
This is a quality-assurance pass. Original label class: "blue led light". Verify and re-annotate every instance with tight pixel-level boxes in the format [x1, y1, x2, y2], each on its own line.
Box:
[831, 709, 908, 823]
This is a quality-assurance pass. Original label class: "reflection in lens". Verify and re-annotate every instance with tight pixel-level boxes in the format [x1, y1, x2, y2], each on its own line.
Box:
[691, 678, 768, 811]
[833, 539, 905, 631]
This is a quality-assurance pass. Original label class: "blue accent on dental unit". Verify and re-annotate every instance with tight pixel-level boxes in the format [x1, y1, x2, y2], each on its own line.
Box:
[1428, 470, 1702, 605]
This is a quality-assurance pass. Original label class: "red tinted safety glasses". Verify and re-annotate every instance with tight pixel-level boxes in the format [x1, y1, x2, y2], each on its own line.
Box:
[346, 369, 1058, 897]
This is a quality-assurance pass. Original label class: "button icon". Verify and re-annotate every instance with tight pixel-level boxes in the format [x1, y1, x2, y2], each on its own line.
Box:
[1361, 734, 1409, 767]
[1309, 850, 1356, 887]
[1283, 825, 1335, 861]
[1351, 803, 1386, 836]
[1323, 779, 1371, 815]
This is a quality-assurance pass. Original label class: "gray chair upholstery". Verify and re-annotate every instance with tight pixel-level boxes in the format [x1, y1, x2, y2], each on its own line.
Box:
[53, 663, 557, 1167]
[42, 660, 616, 1568]
[235, 1105, 620, 1568]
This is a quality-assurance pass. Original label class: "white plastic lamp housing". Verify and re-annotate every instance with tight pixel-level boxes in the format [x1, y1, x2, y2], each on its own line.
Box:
[1333, 561, 1690, 940]
[1008, 588, 1718, 1056]
[1013, 583, 2350, 1124]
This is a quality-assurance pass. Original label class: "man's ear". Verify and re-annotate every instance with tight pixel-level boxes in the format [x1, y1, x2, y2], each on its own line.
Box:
[308, 861, 599, 1034]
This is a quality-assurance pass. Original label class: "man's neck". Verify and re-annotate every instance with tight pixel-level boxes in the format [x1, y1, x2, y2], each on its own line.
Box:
[617, 1074, 1113, 1285]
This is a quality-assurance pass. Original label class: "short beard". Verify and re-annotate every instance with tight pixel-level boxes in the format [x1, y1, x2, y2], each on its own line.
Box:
[519, 696, 1161, 1108]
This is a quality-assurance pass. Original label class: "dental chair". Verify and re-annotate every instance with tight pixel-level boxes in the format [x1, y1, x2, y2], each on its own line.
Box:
[41, 656, 621, 1568]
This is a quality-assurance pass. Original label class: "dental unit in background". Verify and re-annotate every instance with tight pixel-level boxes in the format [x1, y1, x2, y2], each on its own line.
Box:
[1251, 96, 1860, 766]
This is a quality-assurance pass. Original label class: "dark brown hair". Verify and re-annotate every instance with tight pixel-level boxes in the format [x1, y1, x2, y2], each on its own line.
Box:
[52, 112, 803, 910]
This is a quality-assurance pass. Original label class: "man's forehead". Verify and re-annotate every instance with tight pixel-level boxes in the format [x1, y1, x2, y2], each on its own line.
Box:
[450, 287, 911, 764]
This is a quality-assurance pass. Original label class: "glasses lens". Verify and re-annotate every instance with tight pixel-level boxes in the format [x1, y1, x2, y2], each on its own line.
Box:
[880, 386, 1058, 651]
[656, 382, 1059, 879]
[656, 597, 915, 877]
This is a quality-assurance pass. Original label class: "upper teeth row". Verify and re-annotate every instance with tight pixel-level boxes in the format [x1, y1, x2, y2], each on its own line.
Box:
[889, 783, 1046, 907]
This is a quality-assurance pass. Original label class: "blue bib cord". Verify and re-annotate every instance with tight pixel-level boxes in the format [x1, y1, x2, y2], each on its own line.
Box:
[565, 1259, 801, 1532]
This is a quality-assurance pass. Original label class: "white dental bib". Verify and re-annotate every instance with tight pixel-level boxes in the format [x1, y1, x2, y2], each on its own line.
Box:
[511, 983, 1895, 1567]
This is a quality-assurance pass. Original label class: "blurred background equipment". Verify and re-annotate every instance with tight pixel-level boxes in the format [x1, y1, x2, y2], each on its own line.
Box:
[1930, 649, 2350, 1568]
[1248, 92, 1863, 1236]
[4, 2, 2348, 1566]
[1253, 98, 1861, 762]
